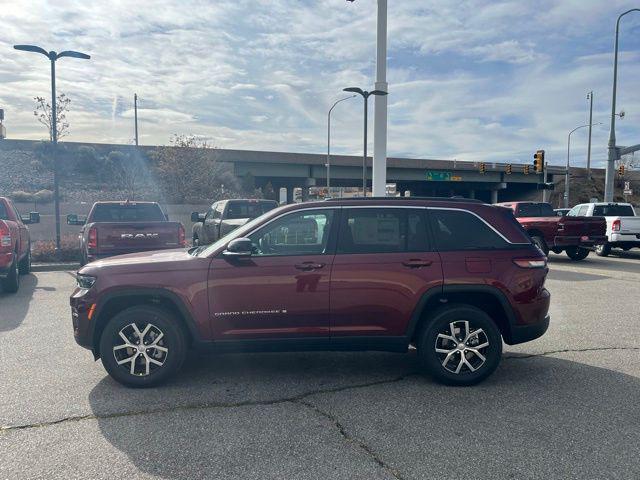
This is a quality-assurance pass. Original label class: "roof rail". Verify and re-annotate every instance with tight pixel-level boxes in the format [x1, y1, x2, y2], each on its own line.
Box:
[324, 196, 485, 204]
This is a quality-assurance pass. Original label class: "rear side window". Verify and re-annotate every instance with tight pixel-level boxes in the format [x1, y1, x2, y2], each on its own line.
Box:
[428, 209, 510, 251]
[91, 204, 166, 222]
[516, 203, 554, 217]
[593, 204, 635, 216]
[337, 208, 430, 254]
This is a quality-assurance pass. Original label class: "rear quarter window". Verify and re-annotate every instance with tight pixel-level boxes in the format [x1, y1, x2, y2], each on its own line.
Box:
[428, 209, 511, 251]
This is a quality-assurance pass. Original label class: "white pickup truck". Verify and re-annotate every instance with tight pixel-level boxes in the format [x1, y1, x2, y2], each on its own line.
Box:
[567, 202, 640, 256]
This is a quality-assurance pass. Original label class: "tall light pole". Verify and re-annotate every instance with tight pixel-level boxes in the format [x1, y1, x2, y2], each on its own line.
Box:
[565, 124, 593, 208]
[134, 93, 139, 146]
[346, 0, 389, 197]
[605, 9, 640, 202]
[344, 87, 388, 196]
[14, 44, 90, 252]
[327, 95, 355, 193]
[586, 91, 594, 178]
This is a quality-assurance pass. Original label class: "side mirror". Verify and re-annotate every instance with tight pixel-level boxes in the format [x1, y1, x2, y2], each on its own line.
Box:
[223, 237, 253, 258]
[191, 212, 205, 223]
[67, 214, 86, 226]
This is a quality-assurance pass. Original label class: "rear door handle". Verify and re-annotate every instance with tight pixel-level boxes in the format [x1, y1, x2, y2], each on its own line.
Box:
[295, 262, 325, 271]
[402, 259, 433, 268]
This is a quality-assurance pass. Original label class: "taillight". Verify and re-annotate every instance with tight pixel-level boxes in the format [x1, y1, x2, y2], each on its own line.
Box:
[513, 258, 547, 269]
[179, 224, 186, 247]
[612, 219, 621, 232]
[0, 221, 11, 248]
[87, 226, 98, 251]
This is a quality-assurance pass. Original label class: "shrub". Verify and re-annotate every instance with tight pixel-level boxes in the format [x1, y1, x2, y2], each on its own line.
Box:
[11, 191, 35, 203]
[34, 189, 54, 203]
[31, 235, 79, 263]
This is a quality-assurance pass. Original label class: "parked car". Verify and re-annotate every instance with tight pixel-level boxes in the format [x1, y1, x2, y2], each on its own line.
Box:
[191, 199, 279, 246]
[568, 202, 640, 256]
[496, 201, 607, 260]
[554, 208, 570, 217]
[70, 197, 550, 387]
[67, 201, 186, 266]
[0, 196, 39, 293]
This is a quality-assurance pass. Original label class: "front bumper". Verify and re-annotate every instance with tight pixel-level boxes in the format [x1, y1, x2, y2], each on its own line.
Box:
[553, 235, 607, 248]
[70, 289, 96, 350]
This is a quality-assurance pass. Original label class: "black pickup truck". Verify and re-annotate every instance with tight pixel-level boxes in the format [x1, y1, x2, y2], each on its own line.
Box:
[191, 199, 278, 246]
[67, 201, 186, 266]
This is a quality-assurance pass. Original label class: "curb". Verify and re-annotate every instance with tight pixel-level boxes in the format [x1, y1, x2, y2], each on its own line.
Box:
[31, 263, 79, 272]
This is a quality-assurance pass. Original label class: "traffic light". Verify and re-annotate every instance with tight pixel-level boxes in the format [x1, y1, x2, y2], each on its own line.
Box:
[479, 162, 486, 174]
[618, 164, 625, 176]
[523, 165, 530, 175]
[533, 150, 545, 173]
[506, 164, 512, 175]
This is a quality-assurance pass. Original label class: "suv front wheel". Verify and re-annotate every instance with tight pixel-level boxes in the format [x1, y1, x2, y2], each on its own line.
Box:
[417, 305, 502, 386]
[99, 306, 187, 387]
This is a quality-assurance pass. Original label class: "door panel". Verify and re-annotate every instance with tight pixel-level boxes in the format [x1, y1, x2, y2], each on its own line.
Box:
[207, 208, 337, 340]
[330, 208, 443, 337]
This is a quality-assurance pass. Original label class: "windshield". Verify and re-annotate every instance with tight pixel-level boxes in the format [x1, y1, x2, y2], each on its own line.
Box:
[91, 203, 166, 222]
[593, 204, 635, 217]
[197, 205, 286, 257]
[516, 203, 555, 217]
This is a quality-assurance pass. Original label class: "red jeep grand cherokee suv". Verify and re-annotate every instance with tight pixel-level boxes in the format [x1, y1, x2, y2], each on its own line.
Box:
[70, 197, 550, 387]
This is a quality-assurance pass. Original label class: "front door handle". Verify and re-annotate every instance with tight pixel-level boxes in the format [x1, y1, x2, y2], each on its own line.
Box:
[402, 259, 433, 268]
[295, 262, 325, 271]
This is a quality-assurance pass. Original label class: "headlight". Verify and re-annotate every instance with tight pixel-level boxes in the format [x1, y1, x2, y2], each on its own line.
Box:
[76, 274, 96, 290]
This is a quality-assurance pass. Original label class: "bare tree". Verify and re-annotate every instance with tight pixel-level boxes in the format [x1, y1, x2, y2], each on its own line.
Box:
[34, 93, 71, 141]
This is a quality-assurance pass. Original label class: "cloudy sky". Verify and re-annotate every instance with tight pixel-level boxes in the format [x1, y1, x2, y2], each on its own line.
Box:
[1, 0, 639, 167]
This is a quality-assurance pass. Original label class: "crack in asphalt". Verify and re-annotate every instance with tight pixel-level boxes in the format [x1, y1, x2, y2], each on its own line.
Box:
[2, 345, 638, 435]
[297, 399, 406, 480]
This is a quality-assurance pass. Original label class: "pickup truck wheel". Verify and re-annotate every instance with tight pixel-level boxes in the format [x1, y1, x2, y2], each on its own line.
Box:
[565, 246, 590, 261]
[18, 247, 31, 274]
[193, 235, 199, 246]
[99, 306, 187, 388]
[1, 255, 20, 293]
[531, 235, 549, 256]
[417, 305, 502, 386]
[595, 243, 611, 257]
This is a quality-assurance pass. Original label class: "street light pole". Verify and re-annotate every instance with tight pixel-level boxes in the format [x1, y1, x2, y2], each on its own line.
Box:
[605, 9, 640, 202]
[373, 0, 388, 197]
[566, 124, 591, 208]
[344, 87, 388, 196]
[14, 45, 90, 252]
[327, 95, 355, 193]
[134, 93, 139, 146]
[586, 91, 593, 178]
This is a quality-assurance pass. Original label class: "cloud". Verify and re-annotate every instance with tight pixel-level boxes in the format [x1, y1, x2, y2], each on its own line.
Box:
[0, 0, 638, 169]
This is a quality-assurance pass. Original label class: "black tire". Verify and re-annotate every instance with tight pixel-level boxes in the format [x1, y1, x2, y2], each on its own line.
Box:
[18, 247, 31, 275]
[565, 246, 589, 261]
[595, 243, 611, 257]
[531, 235, 549, 256]
[1, 254, 20, 293]
[99, 306, 188, 388]
[417, 305, 502, 386]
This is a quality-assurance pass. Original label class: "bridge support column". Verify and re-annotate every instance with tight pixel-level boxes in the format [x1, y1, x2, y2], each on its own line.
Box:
[490, 189, 499, 204]
[469, 189, 476, 199]
[301, 186, 309, 202]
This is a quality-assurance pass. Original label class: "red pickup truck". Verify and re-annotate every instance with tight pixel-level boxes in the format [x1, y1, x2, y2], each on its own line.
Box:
[67, 201, 186, 266]
[496, 202, 606, 261]
[0, 196, 40, 293]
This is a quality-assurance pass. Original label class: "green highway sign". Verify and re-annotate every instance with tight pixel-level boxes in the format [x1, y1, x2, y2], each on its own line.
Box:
[426, 171, 459, 181]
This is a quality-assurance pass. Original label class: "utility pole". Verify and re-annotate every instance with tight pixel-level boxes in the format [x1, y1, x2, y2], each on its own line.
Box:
[372, 0, 388, 197]
[134, 93, 139, 146]
[586, 91, 593, 178]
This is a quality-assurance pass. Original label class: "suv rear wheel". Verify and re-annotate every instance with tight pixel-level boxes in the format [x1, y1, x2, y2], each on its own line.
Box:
[417, 305, 502, 386]
[99, 306, 187, 388]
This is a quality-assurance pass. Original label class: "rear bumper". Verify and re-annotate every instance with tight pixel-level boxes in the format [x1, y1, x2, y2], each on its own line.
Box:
[609, 233, 640, 245]
[553, 235, 607, 248]
[508, 314, 550, 345]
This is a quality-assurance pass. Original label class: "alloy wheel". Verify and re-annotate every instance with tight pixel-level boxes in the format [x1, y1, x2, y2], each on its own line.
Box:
[434, 320, 489, 374]
[112, 322, 168, 376]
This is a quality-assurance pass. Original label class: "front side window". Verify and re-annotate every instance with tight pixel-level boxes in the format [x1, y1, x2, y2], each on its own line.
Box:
[248, 209, 334, 256]
[429, 209, 509, 251]
[337, 208, 429, 254]
[205, 204, 218, 221]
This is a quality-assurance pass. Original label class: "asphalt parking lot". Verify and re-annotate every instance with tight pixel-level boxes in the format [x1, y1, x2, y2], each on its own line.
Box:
[1, 252, 640, 479]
